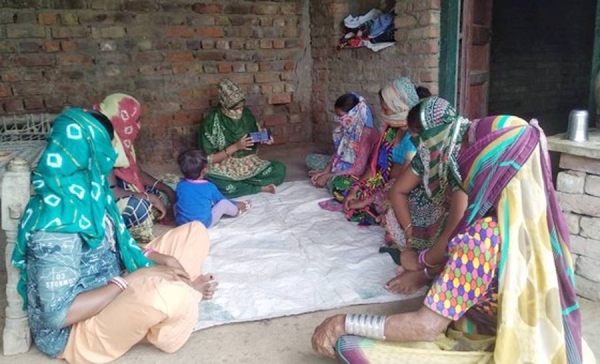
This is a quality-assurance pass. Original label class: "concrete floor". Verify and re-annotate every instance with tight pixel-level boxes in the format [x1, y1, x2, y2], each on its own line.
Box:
[1, 146, 599, 363]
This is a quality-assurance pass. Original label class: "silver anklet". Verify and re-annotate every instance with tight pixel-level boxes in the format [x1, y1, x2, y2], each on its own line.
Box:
[344, 313, 387, 340]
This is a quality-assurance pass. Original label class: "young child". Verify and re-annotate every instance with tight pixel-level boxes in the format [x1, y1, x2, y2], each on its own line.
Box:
[176, 149, 251, 227]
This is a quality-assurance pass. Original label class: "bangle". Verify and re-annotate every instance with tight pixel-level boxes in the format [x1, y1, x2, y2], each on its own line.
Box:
[151, 180, 160, 190]
[423, 267, 434, 280]
[418, 249, 439, 269]
[344, 313, 387, 340]
[143, 192, 150, 200]
[143, 248, 157, 258]
[403, 223, 412, 233]
[109, 276, 128, 291]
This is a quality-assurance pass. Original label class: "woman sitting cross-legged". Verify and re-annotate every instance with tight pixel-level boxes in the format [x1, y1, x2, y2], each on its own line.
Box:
[198, 79, 286, 198]
[13, 108, 217, 364]
[306, 93, 379, 190]
[312, 97, 594, 364]
[97, 93, 177, 244]
[332, 77, 431, 225]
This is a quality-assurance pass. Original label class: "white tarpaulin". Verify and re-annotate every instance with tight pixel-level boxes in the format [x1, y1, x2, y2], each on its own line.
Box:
[195, 181, 425, 331]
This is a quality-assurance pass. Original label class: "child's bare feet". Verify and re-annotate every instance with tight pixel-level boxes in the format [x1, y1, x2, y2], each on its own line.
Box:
[235, 200, 252, 216]
[261, 184, 276, 194]
[384, 268, 430, 295]
[192, 274, 218, 300]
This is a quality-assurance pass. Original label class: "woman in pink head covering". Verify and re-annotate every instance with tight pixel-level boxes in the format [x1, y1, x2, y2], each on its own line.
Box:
[97, 93, 177, 243]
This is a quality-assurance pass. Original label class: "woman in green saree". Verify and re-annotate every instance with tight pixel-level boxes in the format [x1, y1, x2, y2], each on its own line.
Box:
[198, 79, 286, 198]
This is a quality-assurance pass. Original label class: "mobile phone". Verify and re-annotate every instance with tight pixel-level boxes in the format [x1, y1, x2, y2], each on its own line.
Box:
[249, 130, 271, 143]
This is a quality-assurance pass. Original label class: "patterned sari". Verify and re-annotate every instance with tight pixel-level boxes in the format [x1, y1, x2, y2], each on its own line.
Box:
[336, 111, 589, 363]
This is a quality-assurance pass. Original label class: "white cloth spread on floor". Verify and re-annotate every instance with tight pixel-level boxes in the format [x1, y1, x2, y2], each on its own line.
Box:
[195, 181, 425, 331]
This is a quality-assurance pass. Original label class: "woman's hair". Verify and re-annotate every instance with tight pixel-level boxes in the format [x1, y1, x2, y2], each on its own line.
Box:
[407, 103, 423, 133]
[88, 110, 114, 140]
[416, 86, 432, 99]
[177, 149, 208, 180]
[334, 93, 360, 113]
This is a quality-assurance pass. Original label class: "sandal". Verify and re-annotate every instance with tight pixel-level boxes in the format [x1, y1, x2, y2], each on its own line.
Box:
[236, 200, 252, 217]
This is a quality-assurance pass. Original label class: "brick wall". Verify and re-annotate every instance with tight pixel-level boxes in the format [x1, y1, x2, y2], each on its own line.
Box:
[488, 0, 595, 136]
[310, 0, 441, 151]
[0, 0, 311, 163]
[556, 154, 600, 301]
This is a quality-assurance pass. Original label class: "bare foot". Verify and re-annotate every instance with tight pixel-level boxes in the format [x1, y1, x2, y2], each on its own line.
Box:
[261, 184, 276, 194]
[384, 269, 430, 295]
[235, 200, 251, 216]
[192, 274, 218, 300]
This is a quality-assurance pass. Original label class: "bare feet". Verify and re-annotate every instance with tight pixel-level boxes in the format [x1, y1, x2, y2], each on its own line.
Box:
[261, 184, 276, 194]
[384, 268, 430, 295]
[235, 200, 251, 216]
[192, 274, 218, 300]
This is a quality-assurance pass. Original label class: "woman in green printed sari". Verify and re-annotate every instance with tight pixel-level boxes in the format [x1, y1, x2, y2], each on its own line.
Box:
[198, 79, 286, 198]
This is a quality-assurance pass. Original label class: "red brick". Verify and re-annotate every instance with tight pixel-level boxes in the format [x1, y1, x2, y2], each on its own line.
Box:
[255, 72, 280, 84]
[44, 95, 66, 108]
[57, 54, 93, 66]
[273, 39, 285, 49]
[246, 63, 259, 72]
[24, 97, 44, 110]
[196, 26, 224, 37]
[52, 27, 90, 39]
[192, 3, 222, 14]
[253, 4, 279, 15]
[38, 13, 57, 25]
[269, 94, 292, 105]
[43, 40, 60, 52]
[181, 99, 210, 110]
[166, 26, 195, 38]
[264, 114, 288, 127]
[134, 52, 164, 63]
[218, 63, 232, 73]
[1, 71, 20, 82]
[196, 51, 225, 61]
[229, 74, 254, 85]
[0, 84, 11, 97]
[3, 99, 24, 112]
[60, 40, 78, 52]
[6, 24, 46, 38]
[15, 54, 55, 67]
[259, 39, 272, 49]
[284, 61, 295, 71]
[215, 40, 230, 50]
[232, 63, 245, 73]
[259, 62, 272, 72]
[166, 52, 194, 63]
[19, 41, 42, 53]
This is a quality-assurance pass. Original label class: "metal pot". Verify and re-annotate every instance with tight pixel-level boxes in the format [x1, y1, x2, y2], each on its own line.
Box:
[567, 109, 589, 142]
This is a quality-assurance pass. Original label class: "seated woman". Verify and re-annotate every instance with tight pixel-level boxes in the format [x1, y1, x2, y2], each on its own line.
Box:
[333, 77, 430, 225]
[312, 97, 593, 364]
[13, 108, 217, 363]
[306, 93, 379, 190]
[198, 79, 286, 198]
[97, 93, 177, 244]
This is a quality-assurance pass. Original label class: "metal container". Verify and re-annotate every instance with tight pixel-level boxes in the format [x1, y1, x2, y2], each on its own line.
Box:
[567, 109, 589, 142]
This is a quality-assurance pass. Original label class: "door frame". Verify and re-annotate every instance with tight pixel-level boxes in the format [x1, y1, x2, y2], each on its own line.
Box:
[439, 0, 461, 105]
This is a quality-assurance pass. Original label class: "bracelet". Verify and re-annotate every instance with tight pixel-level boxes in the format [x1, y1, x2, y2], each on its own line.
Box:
[109, 276, 129, 291]
[344, 313, 386, 340]
[423, 267, 434, 280]
[223, 148, 231, 158]
[403, 223, 412, 233]
[418, 249, 439, 269]
[143, 248, 157, 258]
[151, 180, 160, 190]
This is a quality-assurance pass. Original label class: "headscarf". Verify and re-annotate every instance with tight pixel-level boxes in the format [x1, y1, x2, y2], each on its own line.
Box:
[13, 108, 153, 305]
[97, 93, 145, 193]
[331, 94, 374, 172]
[380, 77, 420, 127]
[218, 79, 245, 120]
[414, 97, 471, 203]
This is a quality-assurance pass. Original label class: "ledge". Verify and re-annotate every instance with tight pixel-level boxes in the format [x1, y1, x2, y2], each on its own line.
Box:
[547, 128, 600, 160]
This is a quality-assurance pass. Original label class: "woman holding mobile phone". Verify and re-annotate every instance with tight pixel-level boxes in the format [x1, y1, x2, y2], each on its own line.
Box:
[198, 79, 286, 198]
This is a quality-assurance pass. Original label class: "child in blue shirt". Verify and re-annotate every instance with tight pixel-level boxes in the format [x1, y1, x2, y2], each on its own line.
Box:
[175, 149, 250, 227]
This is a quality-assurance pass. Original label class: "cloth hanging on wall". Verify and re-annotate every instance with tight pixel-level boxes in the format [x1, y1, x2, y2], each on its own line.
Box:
[338, 8, 396, 52]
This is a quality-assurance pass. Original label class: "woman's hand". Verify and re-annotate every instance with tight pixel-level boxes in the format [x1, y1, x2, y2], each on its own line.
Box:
[146, 193, 167, 220]
[262, 135, 274, 145]
[400, 249, 420, 271]
[234, 135, 254, 151]
[312, 314, 346, 359]
[308, 169, 323, 177]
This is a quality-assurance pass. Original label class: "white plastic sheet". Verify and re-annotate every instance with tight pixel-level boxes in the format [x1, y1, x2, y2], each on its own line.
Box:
[195, 181, 425, 331]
